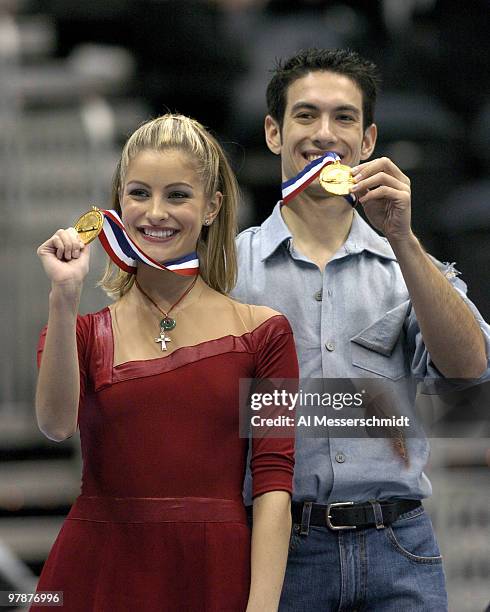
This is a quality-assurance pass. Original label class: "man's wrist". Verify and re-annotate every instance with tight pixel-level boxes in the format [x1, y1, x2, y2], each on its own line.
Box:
[387, 230, 420, 257]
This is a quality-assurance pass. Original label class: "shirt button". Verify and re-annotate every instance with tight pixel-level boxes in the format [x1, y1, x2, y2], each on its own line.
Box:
[335, 452, 346, 463]
[314, 290, 322, 301]
[325, 341, 335, 351]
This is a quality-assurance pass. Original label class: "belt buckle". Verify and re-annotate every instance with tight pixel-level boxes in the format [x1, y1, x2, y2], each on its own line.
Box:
[326, 501, 357, 530]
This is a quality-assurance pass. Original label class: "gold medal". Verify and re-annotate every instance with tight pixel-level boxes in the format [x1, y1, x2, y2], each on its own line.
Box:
[74, 206, 104, 244]
[319, 162, 354, 196]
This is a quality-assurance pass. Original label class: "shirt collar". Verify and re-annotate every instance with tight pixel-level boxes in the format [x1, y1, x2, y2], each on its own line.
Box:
[260, 202, 293, 261]
[341, 211, 397, 261]
[260, 202, 396, 262]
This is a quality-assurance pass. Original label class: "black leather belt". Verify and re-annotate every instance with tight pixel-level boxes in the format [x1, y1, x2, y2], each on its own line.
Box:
[291, 499, 421, 531]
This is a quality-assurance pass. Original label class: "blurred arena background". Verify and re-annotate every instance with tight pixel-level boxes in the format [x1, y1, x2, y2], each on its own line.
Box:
[0, 0, 488, 610]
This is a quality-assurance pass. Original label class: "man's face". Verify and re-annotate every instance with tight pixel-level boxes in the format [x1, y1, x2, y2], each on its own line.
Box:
[265, 70, 376, 196]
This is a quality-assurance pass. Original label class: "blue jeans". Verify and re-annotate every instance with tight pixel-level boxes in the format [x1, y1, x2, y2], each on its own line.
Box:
[279, 504, 448, 611]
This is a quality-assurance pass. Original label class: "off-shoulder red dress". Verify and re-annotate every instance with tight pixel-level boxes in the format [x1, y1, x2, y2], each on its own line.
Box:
[33, 291, 297, 612]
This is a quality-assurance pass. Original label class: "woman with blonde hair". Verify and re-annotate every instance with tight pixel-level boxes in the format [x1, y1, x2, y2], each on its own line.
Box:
[34, 114, 297, 611]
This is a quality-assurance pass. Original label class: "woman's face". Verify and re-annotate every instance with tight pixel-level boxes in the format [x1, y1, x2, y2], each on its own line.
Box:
[120, 149, 221, 264]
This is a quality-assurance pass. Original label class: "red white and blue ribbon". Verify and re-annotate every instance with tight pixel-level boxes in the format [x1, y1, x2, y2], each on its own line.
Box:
[281, 152, 356, 206]
[97, 209, 199, 276]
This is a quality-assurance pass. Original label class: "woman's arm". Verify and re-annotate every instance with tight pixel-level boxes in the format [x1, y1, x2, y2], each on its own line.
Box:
[36, 228, 90, 441]
[246, 312, 298, 610]
[247, 490, 291, 612]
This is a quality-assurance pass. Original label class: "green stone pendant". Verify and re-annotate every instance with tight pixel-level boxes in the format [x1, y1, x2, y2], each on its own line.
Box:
[161, 317, 176, 331]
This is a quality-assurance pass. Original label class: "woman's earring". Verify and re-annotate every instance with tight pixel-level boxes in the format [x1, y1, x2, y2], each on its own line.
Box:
[203, 219, 211, 226]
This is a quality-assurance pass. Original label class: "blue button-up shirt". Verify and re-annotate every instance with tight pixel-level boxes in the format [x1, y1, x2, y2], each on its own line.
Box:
[232, 203, 490, 504]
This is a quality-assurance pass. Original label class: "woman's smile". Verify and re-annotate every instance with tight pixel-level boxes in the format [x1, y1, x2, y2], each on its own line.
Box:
[137, 225, 181, 243]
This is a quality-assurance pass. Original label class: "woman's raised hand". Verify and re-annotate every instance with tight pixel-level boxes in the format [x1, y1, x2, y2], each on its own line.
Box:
[37, 227, 91, 288]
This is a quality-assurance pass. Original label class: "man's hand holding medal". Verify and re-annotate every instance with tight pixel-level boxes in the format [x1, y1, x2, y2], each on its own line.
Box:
[349, 157, 412, 244]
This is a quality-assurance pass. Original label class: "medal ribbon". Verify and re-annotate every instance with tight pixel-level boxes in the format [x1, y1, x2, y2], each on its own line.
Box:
[97, 209, 199, 276]
[281, 152, 356, 206]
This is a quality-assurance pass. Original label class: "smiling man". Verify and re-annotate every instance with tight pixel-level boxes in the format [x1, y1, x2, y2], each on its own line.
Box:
[232, 49, 490, 611]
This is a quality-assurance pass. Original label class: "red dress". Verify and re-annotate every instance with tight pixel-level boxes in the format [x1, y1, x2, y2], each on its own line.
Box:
[33, 300, 297, 612]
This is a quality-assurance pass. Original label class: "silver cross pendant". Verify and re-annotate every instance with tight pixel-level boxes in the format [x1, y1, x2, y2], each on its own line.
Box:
[155, 331, 172, 351]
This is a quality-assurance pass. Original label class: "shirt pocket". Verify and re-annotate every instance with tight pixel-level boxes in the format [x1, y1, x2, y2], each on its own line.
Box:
[350, 301, 410, 381]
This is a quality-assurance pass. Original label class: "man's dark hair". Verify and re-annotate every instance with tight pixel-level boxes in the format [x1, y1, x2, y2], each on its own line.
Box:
[266, 48, 380, 131]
